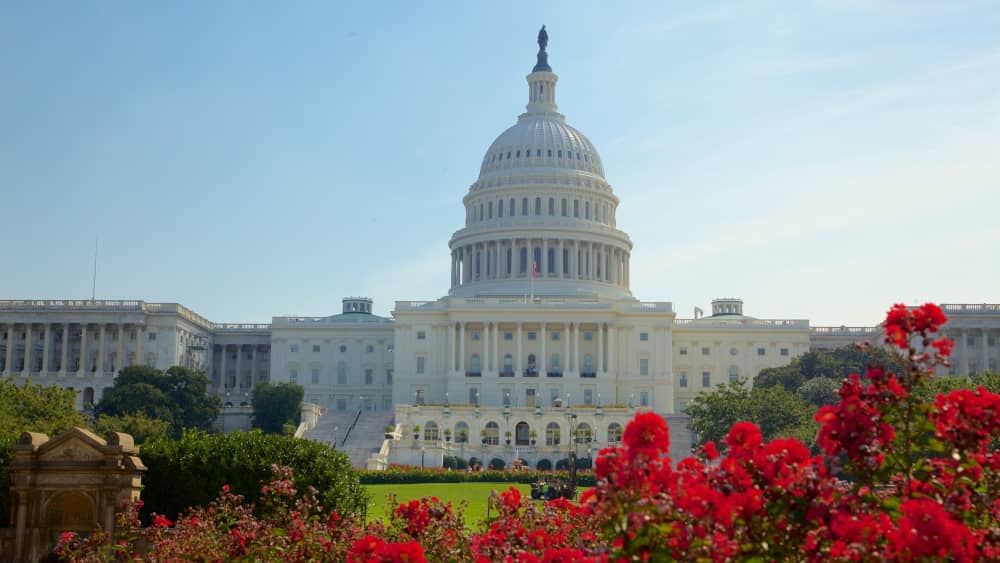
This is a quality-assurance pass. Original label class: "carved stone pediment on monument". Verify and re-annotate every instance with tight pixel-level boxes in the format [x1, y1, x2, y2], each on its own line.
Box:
[33, 427, 109, 462]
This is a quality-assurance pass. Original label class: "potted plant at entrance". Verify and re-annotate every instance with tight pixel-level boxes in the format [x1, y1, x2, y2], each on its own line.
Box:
[529, 429, 538, 446]
[481, 428, 489, 445]
[413, 425, 421, 441]
[505, 430, 512, 445]
[444, 428, 452, 442]
[384, 424, 395, 439]
[457, 429, 468, 443]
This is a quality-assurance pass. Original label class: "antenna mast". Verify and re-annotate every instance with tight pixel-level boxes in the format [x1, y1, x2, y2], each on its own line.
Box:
[91, 236, 98, 301]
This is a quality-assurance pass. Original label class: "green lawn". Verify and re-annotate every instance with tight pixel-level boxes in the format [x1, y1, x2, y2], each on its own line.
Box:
[364, 483, 532, 525]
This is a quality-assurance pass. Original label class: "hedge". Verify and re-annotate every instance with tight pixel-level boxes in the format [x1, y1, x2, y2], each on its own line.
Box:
[140, 429, 367, 521]
[358, 466, 596, 487]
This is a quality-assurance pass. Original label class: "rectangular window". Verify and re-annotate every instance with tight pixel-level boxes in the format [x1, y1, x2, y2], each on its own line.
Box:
[702, 371, 711, 387]
[552, 332, 560, 341]
[289, 368, 298, 383]
[417, 331, 426, 340]
[528, 332, 537, 341]
[336, 398, 347, 411]
[584, 389, 593, 405]
[679, 371, 688, 387]
[640, 391, 649, 407]
[364, 368, 373, 385]
[386, 369, 393, 384]
[415, 390, 425, 405]
[311, 368, 319, 384]
[584, 332, 593, 341]
[679, 346, 688, 356]
[639, 332, 649, 341]
[472, 331, 480, 341]
[550, 388, 560, 406]
[366, 344, 374, 353]
[504, 332, 512, 340]
[780, 348, 789, 357]
[701, 347, 710, 356]
[757, 347, 765, 356]
[313, 344, 321, 353]
[470, 388, 479, 405]
[416, 356, 426, 374]
[148, 332, 157, 341]
[290, 344, 299, 353]
[526, 388, 536, 408]
[639, 358, 649, 376]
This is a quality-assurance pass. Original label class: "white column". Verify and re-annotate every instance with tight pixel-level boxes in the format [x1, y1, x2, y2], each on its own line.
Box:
[61, 324, 70, 373]
[589, 242, 596, 281]
[562, 322, 569, 374]
[459, 322, 466, 374]
[493, 321, 499, 373]
[4, 325, 14, 374]
[448, 322, 456, 373]
[136, 326, 144, 366]
[495, 241, 501, 280]
[959, 330, 968, 375]
[557, 239, 564, 279]
[116, 324, 124, 372]
[235, 344, 243, 389]
[624, 254, 630, 288]
[23, 324, 33, 373]
[608, 323, 616, 376]
[250, 345, 258, 384]
[41, 323, 51, 373]
[980, 329, 989, 374]
[79, 324, 88, 374]
[220, 345, 228, 389]
[542, 239, 548, 277]
[574, 322, 581, 374]
[483, 322, 490, 376]
[598, 322, 604, 374]
[516, 322, 523, 376]
[98, 324, 107, 373]
[540, 323, 547, 374]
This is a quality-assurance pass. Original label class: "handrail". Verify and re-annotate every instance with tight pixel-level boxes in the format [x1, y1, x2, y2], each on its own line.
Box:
[340, 409, 363, 448]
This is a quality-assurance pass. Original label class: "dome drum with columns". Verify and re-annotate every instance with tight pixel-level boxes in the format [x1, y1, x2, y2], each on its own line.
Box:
[449, 33, 632, 300]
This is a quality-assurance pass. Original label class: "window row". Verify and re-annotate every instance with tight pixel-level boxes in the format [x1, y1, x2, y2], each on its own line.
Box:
[418, 420, 623, 446]
[289, 343, 382, 354]
[486, 147, 593, 166]
[287, 366, 393, 385]
[467, 196, 614, 226]
[678, 346, 790, 357]
[676, 366, 741, 388]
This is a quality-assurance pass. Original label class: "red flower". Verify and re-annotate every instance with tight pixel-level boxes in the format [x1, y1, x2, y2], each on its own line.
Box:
[931, 337, 954, 358]
[348, 536, 426, 563]
[222, 484, 230, 493]
[725, 421, 762, 458]
[58, 531, 76, 544]
[621, 412, 670, 458]
[152, 515, 172, 528]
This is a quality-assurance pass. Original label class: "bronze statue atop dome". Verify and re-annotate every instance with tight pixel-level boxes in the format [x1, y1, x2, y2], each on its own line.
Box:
[533, 25, 552, 72]
[538, 25, 548, 52]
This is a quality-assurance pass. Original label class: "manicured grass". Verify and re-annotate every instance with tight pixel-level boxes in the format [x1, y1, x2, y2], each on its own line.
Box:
[364, 482, 532, 525]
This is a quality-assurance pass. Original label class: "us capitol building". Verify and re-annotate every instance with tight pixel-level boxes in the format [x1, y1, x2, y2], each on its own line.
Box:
[2, 29, 998, 468]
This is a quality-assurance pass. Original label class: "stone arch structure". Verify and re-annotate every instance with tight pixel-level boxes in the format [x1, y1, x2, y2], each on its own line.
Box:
[7, 427, 146, 562]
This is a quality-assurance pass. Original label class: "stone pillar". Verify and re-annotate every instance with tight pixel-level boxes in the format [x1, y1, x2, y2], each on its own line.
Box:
[116, 324, 124, 372]
[41, 323, 51, 373]
[589, 242, 596, 280]
[250, 345, 258, 383]
[516, 322, 523, 376]
[540, 323, 547, 374]
[598, 322, 604, 374]
[981, 329, 989, 375]
[4, 324, 14, 374]
[235, 344, 242, 389]
[98, 324, 107, 373]
[459, 322, 466, 374]
[493, 320, 499, 374]
[574, 322, 581, 374]
[563, 322, 570, 374]
[61, 324, 69, 373]
[608, 323, 616, 376]
[450, 251, 456, 286]
[624, 254, 630, 288]
[79, 324, 88, 374]
[542, 239, 548, 277]
[24, 324, 33, 373]
[218, 345, 227, 389]
[959, 330, 968, 375]
[557, 239, 564, 279]
[135, 326, 144, 366]
[448, 322, 456, 373]
[483, 322, 490, 375]
[495, 241, 501, 280]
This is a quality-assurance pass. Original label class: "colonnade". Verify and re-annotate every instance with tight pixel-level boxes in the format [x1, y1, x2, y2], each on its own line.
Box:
[450, 238, 629, 288]
[446, 321, 614, 378]
[215, 343, 269, 392]
[0, 322, 145, 376]
[950, 328, 997, 375]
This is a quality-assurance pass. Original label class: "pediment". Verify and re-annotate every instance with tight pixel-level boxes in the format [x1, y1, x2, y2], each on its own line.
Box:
[35, 427, 108, 462]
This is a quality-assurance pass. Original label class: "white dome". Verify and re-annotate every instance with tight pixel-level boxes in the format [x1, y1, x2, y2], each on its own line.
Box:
[478, 115, 606, 179]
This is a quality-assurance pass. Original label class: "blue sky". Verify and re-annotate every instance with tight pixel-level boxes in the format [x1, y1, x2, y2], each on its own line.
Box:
[2, 2, 998, 325]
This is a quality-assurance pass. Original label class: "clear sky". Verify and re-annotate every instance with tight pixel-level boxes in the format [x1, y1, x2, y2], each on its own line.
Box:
[2, 2, 998, 326]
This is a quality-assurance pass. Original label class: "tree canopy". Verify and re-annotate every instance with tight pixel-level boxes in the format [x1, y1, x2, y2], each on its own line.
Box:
[95, 365, 220, 437]
[251, 382, 304, 434]
[754, 345, 898, 407]
[686, 380, 818, 450]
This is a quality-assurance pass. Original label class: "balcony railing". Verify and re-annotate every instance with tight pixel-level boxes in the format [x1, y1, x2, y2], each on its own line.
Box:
[547, 371, 563, 378]
[580, 372, 597, 378]
[465, 371, 482, 377]
[523, 368, 538, 377]
[499, 371, 514, 378]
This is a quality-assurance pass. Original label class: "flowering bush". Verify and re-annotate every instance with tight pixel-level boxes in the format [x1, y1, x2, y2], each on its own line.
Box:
[57, 302, 1000, 562]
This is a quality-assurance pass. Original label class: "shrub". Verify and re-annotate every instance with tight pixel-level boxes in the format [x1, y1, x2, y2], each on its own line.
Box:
[555, 458, 569, 470]
[536, 458, 552, 470]
[139, 429, 366, 521]
[488, 457, 505, 470]
[467, 456, 481, 469]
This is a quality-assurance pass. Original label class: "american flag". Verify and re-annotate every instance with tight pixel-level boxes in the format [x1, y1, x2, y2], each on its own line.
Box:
[532, 260, 538, 278]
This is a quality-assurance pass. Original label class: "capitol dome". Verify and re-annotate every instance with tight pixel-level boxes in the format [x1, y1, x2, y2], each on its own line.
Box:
[448, 28, 634, 300]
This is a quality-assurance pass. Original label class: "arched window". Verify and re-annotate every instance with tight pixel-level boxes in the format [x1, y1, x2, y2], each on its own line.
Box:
[503, 354, 513, 375]
[573, 200, 579, 218]
[535, 197, 541, 215]
[527, 353, 536, 371]
[454, 421, 470, 443]
[546, 422, 561, 446]
[522, 198, 529, 215]
[510, 198, 516, 216]
[583, 354, 594, 374]
[516, 150, 521, 158]
[585, 201, 590, 219]
[548, 198, 554, 215]
[547, 149, 552, 157]
[484, 422, 500, 445]
[729, 365, 740, 383]
[470, 353, 481, 374]
[488, 201, 493, 219]
[558, 150, 563, 158]
[607, 422, 623, 444]
[424, 421, 440, 441]
[561, 198, 567, 216]
[516, 421, 530, 445]
[337, 363, 348, 385]
[83, 387, 95, 405]
[550, 353, 560, 373]
[498, 200, 504, 217]
[575, 422, 593, 444]
[536, 149, 541, 157]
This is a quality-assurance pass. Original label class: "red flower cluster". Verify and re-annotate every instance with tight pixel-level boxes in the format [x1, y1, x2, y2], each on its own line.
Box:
[348, 536, 426, 563]
[933, 386, 1000, 453]
[883, 302, 947, 348]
